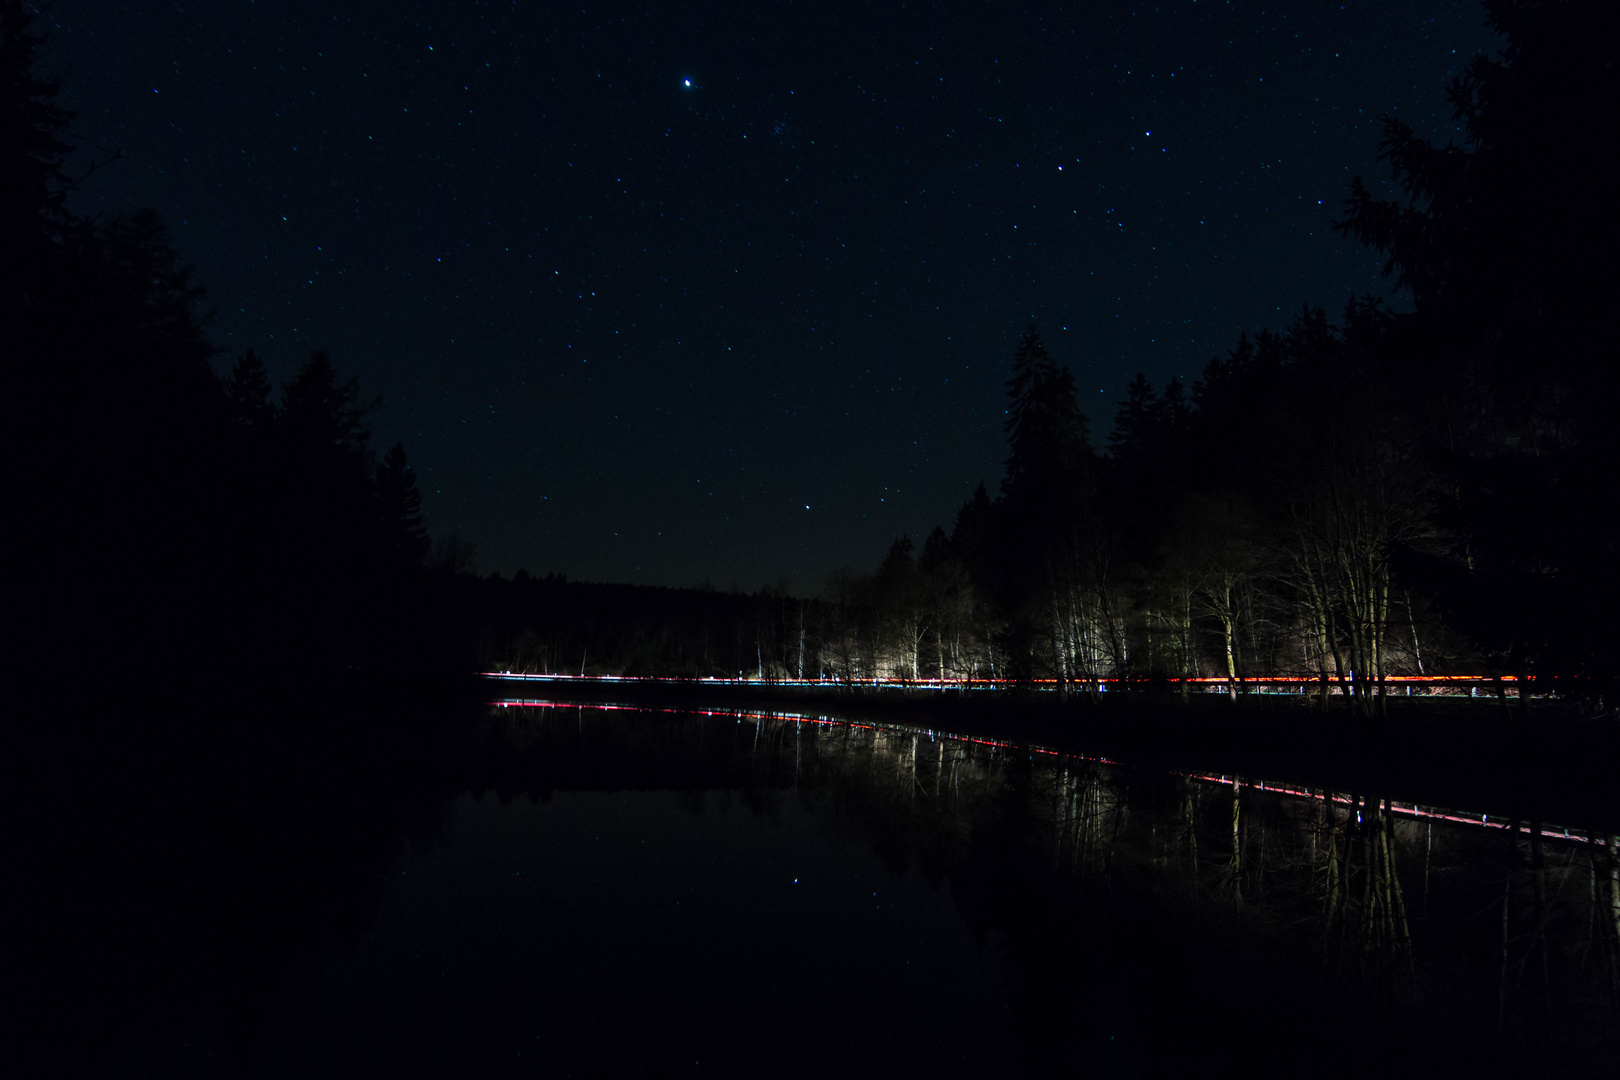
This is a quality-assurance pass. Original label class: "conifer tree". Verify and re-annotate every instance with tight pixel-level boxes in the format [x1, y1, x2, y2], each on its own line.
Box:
[376, 442, 431, 571]
[1001, 326, 1092, 505]
[282, 349, 372, 453]
[994, 327, 1100, 688]
[0, 0, 74, 267]
[225, 348, 275, 427]
[1108, 372, 1159, 461]
[1336, 0, 1619, 695]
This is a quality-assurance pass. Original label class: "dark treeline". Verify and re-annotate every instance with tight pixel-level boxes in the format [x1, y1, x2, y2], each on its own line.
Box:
[7, 9, 458, 693]
[8, 4, 481, 1071]
[474, 0, 1618, 716]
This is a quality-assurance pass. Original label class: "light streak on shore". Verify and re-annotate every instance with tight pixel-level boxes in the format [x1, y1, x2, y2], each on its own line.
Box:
[482, 671, 1557, 698]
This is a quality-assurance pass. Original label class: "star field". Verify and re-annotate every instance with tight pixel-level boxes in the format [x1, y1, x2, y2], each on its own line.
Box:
[44, 0, 1499, 589]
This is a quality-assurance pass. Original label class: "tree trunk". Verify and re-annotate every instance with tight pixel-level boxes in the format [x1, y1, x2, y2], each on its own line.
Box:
[1222, 592, 1239, 702]
[1405, 590, 1425, 677]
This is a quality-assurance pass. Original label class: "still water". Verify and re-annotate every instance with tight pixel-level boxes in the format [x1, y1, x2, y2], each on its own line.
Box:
[242, 702, 1615, 1078]
[264, 786, 1006, 1077]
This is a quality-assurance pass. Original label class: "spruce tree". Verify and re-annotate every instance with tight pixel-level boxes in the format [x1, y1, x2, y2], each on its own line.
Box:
[225, 348, 275, 426]
[376, 442, 431, 571]
[1108, 372, 1159, 461]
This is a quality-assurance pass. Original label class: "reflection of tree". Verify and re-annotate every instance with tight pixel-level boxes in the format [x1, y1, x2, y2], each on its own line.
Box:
[476, 702, 1617, 1070]
[1316, 794, 1414, 987]
[1048, 758, 1120, 879]
[610, 706, 1618, 1066]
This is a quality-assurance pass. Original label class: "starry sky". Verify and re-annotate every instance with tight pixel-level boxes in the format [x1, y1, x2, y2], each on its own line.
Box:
[42, 1, 1499, 591]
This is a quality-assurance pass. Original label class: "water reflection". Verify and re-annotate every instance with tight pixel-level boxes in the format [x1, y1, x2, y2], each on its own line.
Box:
[460, 700, 1618, 1075]
[72, 687, 1616, 1076]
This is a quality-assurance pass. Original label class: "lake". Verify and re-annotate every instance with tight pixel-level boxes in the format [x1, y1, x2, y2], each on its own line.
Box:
[225, 699, 1614, 1077]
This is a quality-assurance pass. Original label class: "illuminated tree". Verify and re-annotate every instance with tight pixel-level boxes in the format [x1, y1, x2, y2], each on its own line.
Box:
[818, 566, 871, 684]
[874, 535, 926, 681]
[919, 525, 981, 683]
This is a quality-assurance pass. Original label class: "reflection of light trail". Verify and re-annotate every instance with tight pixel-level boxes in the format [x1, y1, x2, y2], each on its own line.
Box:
[488, 696, 1610, 850]
[489, 696, 1071, 759]
[483, 671, 1558, 698]
[1181, 773, 1604, 847]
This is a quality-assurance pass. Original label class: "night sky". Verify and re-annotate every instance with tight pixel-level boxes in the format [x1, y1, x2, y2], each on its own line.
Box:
[41, 1, 1499, 591]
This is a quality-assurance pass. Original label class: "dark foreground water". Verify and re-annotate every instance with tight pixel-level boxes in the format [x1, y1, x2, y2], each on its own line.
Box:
[53, 695, 1617, 1078]
[261, 786, 1008, 1077]
[241, 702, 1620, 1078]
